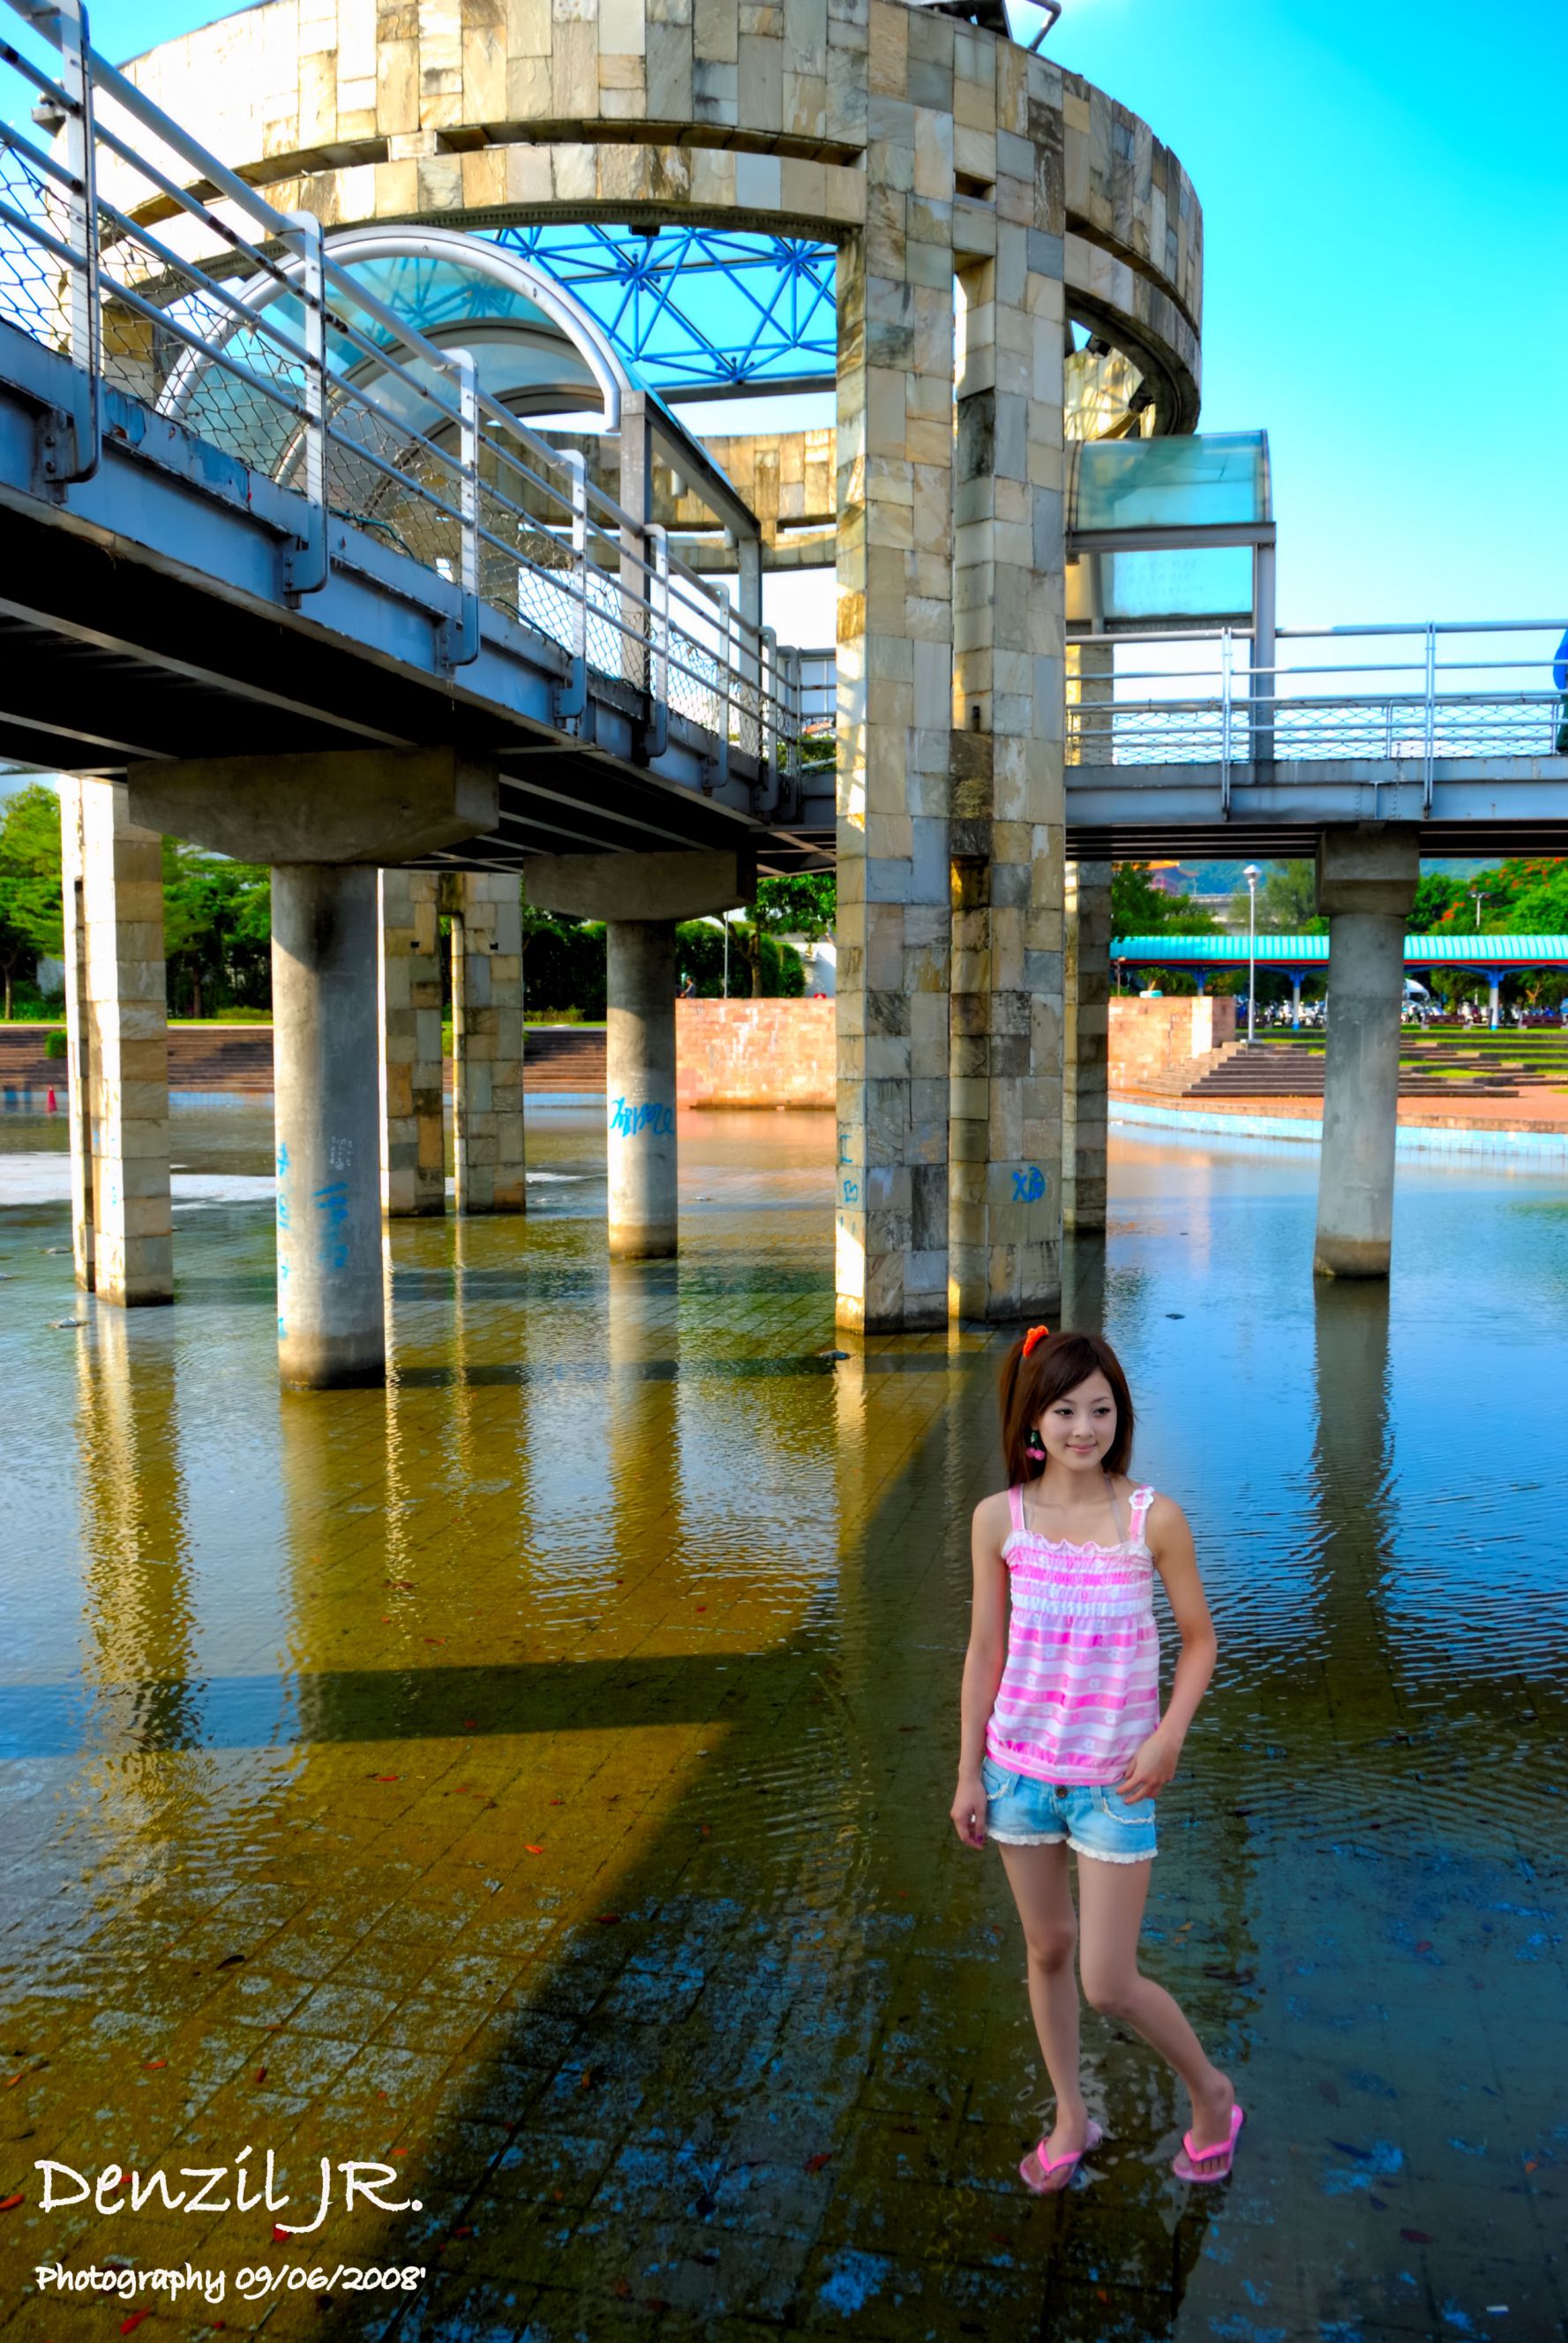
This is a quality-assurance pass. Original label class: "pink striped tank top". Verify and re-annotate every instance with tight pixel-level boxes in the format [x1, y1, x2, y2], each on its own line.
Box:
[984, 1480, 1161, 1786]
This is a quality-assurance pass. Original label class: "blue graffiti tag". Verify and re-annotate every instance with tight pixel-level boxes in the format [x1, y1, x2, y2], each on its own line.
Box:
[1012, 1165, 1047, 1204]
[312, 1180, 351, 1272]
[841, 1179, 859, 1205]
[610, 1096, 675, 1139]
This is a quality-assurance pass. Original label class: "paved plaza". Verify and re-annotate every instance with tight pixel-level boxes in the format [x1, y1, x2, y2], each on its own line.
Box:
[1, 1109, 1564, 2339]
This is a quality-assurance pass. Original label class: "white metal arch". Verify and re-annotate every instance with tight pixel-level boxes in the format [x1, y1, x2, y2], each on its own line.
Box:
[158, 222, 629, 431]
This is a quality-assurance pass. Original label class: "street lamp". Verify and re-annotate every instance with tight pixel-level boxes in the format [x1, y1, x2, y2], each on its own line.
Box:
[1243, 864, 1261, 1044]
[1469, 886, 1489, 932]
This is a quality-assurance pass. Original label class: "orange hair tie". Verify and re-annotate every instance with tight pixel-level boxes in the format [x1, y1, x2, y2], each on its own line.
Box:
[1021, 1325, 1051, 1357]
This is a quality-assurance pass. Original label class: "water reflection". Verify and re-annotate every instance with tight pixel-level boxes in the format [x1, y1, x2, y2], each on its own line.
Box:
[2, 1110, 1566, 2335]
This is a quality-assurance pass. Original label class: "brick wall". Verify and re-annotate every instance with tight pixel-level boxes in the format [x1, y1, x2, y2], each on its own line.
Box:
[1109, 996, 1237, 1091]
[675, 999, 834, 1109]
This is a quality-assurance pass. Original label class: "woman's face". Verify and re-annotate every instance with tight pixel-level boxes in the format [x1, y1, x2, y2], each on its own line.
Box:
[1034, 1370, 1117, 1476]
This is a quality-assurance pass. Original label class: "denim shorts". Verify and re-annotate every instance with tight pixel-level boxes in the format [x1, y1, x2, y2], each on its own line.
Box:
[981, 1753, 1157, 1865]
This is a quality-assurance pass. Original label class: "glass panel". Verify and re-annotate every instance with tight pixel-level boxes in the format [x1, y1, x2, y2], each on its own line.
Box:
[1069, 431, 1271, 532]
[1100, 544, 1254, 623]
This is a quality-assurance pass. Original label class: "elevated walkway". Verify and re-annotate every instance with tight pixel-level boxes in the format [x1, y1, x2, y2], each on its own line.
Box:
[0, 5, 819, 873]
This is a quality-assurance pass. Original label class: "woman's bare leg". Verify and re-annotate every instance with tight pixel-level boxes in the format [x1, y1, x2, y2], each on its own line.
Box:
[1075, 1854, 1235, 2167]
[994, 1840, 1091, 2180]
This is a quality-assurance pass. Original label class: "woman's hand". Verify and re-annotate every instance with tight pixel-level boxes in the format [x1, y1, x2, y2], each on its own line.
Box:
[951, 1771, 988, 1849]
[1116, 1727, 1182, 1803]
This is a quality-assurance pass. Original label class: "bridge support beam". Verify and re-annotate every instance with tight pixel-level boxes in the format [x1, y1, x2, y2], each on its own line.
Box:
[449, 872, 525, 1214]
[946, 197, 1067, 1319]
[272, 864, 385, 1386]
[378, 869, 445, 1217]
[58, 777, 174, 1306]
[1313, 825, 1420, 1280]
[1063, 860, 1113, 1233]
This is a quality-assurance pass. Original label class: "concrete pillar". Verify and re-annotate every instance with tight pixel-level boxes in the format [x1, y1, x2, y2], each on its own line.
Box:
[378, 867, 445, 1217]
[59, 785, 94, 1294]
[946, 80, 1067, 1321]
[57, 777, 173, 1305]
[450, 871, 525, 1214]
[1063, 860, 1112, 1233]
[832, 36, 955, 1334]
[1313, 826, 1420, 1280]
[606, 920, 678, 1258]
[271, 864, 384, 1386]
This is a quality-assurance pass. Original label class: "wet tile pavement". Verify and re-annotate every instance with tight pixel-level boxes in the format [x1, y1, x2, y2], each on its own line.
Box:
[1, 1108, 1565, 2340]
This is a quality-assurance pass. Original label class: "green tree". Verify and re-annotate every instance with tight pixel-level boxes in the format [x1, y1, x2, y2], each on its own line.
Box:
[738, 873, 836, 996]
[161, 847, 271, 1017]
[1111, 862, 1218, 937]
[1408, 870, 1467, 932]
[0, 784, 64, 1018]
[1227, 859, 1325, 934]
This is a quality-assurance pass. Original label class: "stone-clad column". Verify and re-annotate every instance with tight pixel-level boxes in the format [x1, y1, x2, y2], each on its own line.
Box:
[1062, 859, 1112, 1232]
[58, 777, 173, 1306]
[1313, 827, 1419, 1279]
[378, 868, 445, 1217]
[946, 31, 1067, 1320]
[450, 871, 525, 1214]
[834, 0, 957, 1333]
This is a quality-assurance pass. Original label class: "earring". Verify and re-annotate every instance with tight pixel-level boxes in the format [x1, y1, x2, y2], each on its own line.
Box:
[1024, 1431, 1046, 1461]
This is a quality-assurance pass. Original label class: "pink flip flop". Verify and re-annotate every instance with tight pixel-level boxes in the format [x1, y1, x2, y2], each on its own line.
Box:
[1020, 2115, 1106, 2196]
[1171, 2099, 1244, 2182]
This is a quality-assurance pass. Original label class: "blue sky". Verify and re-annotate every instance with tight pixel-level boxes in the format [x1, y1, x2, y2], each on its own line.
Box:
[1033, 0, 1568, 628]
[31, 0, 1568, 642]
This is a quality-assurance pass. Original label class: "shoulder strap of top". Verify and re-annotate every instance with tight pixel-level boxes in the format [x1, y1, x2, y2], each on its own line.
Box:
[1129, 1484, 1156, 1543]
[1008, 1484, 1024, 1536]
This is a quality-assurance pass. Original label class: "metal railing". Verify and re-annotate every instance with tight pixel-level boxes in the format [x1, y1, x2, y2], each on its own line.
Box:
[1067, 621, 1567, 813]
[0, 0, 801, 785]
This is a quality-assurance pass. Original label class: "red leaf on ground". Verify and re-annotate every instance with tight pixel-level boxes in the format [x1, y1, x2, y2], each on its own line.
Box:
[273, 2226, 291, 2242]
[463, 1720, 477, 1730]
[699, 1825, 711, 1837]
[450, 2226, 473, 2240]
[804, 2152, 831, 2173]
[254, 2069, 266, 2084]
[525, 1844, 544, 1855]
[549, 1798, 564, 1806]
[374, 1775, 400, 1784]
[695, 1605, 706, 1612]
[121, 2312, 152, 2334]
[1399, 2227, 1436, 2244]
[0, 2193, 24, 2211]
[143, 2059, 167, 2070]
[595, 1912, 621, 1925]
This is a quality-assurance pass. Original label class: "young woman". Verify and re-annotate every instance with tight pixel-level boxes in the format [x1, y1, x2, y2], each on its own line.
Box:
[950, 1325, 1243, 2192]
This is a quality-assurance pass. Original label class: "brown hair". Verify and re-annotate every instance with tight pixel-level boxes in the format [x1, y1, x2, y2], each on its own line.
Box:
[999, 1329, 1135, 1485]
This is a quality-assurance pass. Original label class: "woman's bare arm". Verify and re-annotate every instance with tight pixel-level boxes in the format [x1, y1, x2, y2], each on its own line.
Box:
[952, 1491, 1011, 1845]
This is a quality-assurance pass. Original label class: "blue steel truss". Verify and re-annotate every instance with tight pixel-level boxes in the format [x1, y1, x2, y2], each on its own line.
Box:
[485, 224, 837, 393]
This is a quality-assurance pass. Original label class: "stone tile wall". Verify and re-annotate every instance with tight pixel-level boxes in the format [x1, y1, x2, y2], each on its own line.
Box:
[378, 867, 446, 1216]
[674, 997, 833, 1108]
[449, 870, 525, 1213]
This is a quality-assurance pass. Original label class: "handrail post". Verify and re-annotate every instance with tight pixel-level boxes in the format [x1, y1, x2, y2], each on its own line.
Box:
[710, 592, 731, 792]
[280, 208, 326, 598]
[645, 521, 669, 760]
[38, 0, 99, 486]
[761, 621, 778, 780]
[1422, 621, 1437, 813]
[1220, 627, 1234, 818]
[553, 448, 588, 727]
[435, 346, 480, 667]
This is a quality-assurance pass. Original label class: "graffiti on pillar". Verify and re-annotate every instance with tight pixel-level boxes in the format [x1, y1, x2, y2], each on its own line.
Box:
[610, 1096, 674, 1139]
[841, 1178, 859, 1205]
[1012, 1165, 1048, 1204]
[312, 1180, 351, 1272]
